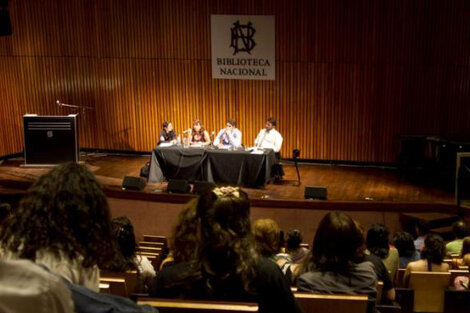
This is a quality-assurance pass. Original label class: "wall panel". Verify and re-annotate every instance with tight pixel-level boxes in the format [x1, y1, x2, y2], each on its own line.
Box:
[1, 0, 470, 162]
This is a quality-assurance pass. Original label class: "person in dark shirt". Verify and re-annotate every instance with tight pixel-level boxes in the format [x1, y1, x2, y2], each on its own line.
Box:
[150, 186, 302, 313]
[158, 121, 177, 145]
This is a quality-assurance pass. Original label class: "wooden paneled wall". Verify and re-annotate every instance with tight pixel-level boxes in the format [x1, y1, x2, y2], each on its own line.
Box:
[1, 0, 470, 162]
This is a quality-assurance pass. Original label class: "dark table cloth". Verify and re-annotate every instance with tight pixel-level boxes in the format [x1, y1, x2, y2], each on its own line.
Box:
[148, 146, 275, 188]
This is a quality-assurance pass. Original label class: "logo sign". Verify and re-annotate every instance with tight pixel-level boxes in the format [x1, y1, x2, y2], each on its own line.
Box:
[211, 15, 275, 80]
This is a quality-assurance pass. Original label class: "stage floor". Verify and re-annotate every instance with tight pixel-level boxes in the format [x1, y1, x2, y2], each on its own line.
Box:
[0, 153, 454, 204]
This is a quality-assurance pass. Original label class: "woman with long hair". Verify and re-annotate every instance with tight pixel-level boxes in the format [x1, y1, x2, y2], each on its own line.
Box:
[190, 120, 210, 146]
[110, 216, 156, 287]
[296, 212, 377, 296]
[150, 186, 301, 313]
[0, 162, 117, 292]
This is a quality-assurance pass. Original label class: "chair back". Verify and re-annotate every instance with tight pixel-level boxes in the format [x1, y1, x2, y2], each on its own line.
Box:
[376, 281, 384, 304]
[408, 271, 450, 313]
[395, 268, 406, 288]
[100, 270, 139, 296]
[294, 292, 368, 313]
[99, 277, 127, 297]
[137, 298, 258, 313]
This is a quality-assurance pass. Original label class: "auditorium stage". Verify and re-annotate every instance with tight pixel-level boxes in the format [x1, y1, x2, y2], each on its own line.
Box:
[0, 153, 454, 203]
[0, 153, 462, 244]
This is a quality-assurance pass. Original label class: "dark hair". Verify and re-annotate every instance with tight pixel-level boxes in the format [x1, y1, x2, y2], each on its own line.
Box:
[0, 162, 117, 269]
[452, 221, 467, 239]
[266, 117, 276, 126]
[162, 121, 171, 129]
[421, 234, 446, 264]
[416, 220, 430, 236]
[196, 187, 258, 293]
[462, 237, 470, 256]
[111, 216, 137, 271]
[366, 224, 390, 259]
[226, 119, 237, 127]
[392, 232, 417, 258]
[252, 219, 282, 257]
[286, 229, 303, 252]
[192, 120, 206, 136]
[170, 199, 200, 263]
[0, 203, 11, 224]
[303, 212, 364, 273]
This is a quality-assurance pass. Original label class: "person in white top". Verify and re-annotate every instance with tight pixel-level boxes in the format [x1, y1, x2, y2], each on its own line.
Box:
[254, 117, 283, 153]
[213, 119, 242, 148]
[111, 216, 157, 291]
[0, 259, 74, 313]
[0, 162, 119, 292]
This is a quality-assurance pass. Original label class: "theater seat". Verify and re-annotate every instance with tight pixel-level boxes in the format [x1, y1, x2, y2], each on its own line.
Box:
[294, 292, 368, 313]
[409, 271, 450, 313]
[137, 298, 258, 312]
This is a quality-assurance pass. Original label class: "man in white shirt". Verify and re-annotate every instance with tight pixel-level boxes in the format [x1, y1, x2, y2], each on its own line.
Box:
[213, 119, 242, 148]
[254, 117, 283, 153]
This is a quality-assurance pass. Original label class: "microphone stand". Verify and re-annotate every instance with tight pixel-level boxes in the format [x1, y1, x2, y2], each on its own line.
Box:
[56, 100, 95, 164]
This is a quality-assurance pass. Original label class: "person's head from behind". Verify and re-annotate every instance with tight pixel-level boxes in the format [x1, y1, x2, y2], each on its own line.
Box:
[366, 224, 390, 259]
[308, 212, 364, 273]
[461, 237, 470, 256]
[170, 199, 200, 263]
[111, 216, 137, 261]
[252, 218, 282, 257]
[452, 221, 467, 240]
[195, 186, 257, 283]
[421, 234, 446, 264]
[392, 232, 416, 258]
[265, 117, 276, 131]
[0, 162, 116, 268]
[162, 121, 173, 132]
[415, 220, 430, 237]
[286, 229, 303, 253]
[0, 203, 11, 226]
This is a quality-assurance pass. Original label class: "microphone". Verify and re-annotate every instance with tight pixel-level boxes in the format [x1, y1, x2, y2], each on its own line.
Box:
[56, 100, 62, 106]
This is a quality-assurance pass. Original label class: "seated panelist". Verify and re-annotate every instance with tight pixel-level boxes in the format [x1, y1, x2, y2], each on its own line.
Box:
[213, 119, 242, 149]
[158, 121, 177, 145]
[189, 120, 210, 146]
[254, 117, 283, 153]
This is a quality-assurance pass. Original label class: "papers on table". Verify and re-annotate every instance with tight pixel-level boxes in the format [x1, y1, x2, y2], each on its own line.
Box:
[159, 142, 174, 147]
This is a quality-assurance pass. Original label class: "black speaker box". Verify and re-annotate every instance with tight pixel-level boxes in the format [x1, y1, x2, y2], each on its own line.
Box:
[122, 176, 146, 191]
[193, 181, 215, 194]
[0, 6, 12, 36]
[167, 179, 190, 194]
[304, 186, 327, 200]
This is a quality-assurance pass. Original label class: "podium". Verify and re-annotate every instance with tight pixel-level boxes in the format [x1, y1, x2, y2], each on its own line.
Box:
[23, 114, 79, 166]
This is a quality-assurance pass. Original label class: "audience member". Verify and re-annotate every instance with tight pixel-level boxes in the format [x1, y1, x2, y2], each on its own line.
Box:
[285, 229, 309, 264]
[358, 223, 395, 303]
[110, 216, 156, 288]
[446, 221, 467, 255]
[252, 218, 287, 262]
[392, 232, 420, 268]
[404, 234, 449, 286]
[414, 220, 430, 251]
[296, 212, 377, 298]
[0, 258, 74, 313]
[458, 236, 470, 267]
[0, 202, 11, 227]
[0, 162, 118, 292]
[366, 224, 399, 281]
[150, 186, 302, 313]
